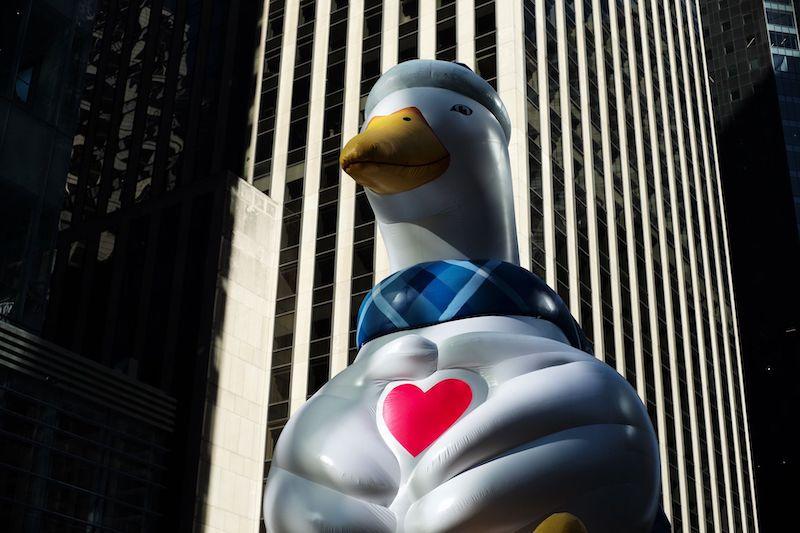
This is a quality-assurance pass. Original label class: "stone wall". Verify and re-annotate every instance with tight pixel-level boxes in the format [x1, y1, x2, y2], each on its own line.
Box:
[194, 177, 279, 532]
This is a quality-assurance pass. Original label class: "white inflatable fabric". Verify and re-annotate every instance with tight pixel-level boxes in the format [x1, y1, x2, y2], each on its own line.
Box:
[263, 317, 660, 532]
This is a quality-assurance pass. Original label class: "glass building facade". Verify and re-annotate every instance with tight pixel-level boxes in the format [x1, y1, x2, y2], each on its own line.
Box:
[0, 0, 95, 332]
[3, 0, 267, 530]
[254, 1, 758, 532]
[44, 0, 260, 396]
[766, 0, 800, 229]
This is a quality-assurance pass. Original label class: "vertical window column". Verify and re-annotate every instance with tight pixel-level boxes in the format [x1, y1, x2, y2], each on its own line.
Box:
[435, 1, 456, 61]
[306, 0, 350, 396]
[474, 0, 496, 88]
[253, 0, 287, 194]
[561, 1, 583, 323]
[629, 0, 667, 472]
[265, 0, 316, 474]
[586, 0, 613, 361]
[545, 1, 569, 306]
[398, 0, 418, 62]
[347, 0, 383, 365]
[524, 2, 545, 280]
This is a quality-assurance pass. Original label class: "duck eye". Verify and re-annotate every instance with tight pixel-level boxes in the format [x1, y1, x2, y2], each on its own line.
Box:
[403, 116, 412, 121]
[450, 104, 473, 116]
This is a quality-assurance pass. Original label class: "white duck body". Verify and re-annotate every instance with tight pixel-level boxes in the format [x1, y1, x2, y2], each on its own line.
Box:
[264, 315, 661, 532]
[361, 87, 519, 272]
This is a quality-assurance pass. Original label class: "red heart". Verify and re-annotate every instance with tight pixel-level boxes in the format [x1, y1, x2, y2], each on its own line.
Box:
[382, 379, 472, 457]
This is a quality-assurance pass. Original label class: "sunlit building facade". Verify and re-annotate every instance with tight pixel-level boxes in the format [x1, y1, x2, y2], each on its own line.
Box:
[253, 1, 758, 531]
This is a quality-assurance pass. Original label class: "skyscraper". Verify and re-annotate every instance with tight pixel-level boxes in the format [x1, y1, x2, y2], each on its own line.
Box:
[2, 0, 278, 531]
[253, 1, 759, 532]
[0, 0, 94, 331]
[699, 0, 800, 530]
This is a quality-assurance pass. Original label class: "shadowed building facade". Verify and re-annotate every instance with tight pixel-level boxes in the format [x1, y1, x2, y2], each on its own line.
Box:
[253, 1, 758, 532]
[699, 0, 800, 530]
[0, 0, 94, 333]
[2, 0, 279, 531]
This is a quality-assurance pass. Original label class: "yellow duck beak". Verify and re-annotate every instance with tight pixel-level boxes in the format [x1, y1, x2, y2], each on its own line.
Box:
[340, 106, 450, 195]
[533, 513, 588, 533]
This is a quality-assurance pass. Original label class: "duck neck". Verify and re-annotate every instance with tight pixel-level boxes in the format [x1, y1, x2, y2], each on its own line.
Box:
[366, 167, 520, 274]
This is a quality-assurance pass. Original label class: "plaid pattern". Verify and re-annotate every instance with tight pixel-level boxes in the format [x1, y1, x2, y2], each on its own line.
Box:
[356, 259, 590, 353]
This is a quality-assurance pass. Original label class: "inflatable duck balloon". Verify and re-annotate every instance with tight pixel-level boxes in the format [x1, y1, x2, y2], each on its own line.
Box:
[263, 60, 663, 533]
[340, 60, 519, 272]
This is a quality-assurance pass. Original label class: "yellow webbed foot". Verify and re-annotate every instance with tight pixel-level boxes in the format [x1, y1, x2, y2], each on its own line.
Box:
[533, 513, 588, 533]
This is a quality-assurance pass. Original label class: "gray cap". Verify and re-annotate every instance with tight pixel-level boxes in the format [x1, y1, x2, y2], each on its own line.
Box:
[364, 59, 512, 142]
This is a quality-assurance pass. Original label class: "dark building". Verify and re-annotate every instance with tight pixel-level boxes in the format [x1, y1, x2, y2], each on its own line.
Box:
[1, 0, 269, 530]
[1, 321, 175, 531]
[0, 0, 95, 332]
[700, 0, 800, 530]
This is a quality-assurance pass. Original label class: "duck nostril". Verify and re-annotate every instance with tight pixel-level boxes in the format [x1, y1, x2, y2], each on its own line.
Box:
[403, 116, 411, 121]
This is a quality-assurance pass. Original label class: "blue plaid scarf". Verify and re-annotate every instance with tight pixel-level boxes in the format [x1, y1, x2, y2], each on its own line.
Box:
[356, 259, 590, 352]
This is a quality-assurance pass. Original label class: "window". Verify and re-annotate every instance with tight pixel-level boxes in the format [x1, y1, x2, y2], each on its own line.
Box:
[276, 266, 298, 299]
[285, 163, 305, 199]
[314, 252, 335, 286]
[307, 358, 329, 395]
[323, 105, 343, 136]
[269, 367, 291, 404]
[291, 76, 310, 108]
[310, 304, 333, 339]
[299, 1, 315, 25]
[321, 159, 340, 189]
[475, 4, 495, 37]
[767, 10, 795, 27]
[400, 0, 418, 21]
[437, 18, 456, 51]
[268, 15, 284, 39]
[476, 52, 497, 81]
[260, 88, 278, 120]
[317, 204, 338, 237]
[354, 194, 374, 227]
[770, 31, 799, 49]
[297, 39, 313, 64]
[364, 12, 382, 37]
[266, 426, 283, 459]
[265, 52, 281, 76]
[14, 66, 33, 103]
[399, 34, 418, 62]
[329, 20, 347, 50]
[361, 48, 381, 80]
[272, 314, 295, 351]
[327, 62, 345, 90]
[352, 242, 374, 276]
[288, 118, 308, 151]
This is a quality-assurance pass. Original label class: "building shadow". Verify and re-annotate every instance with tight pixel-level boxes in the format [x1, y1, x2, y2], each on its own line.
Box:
[714, 73, 800, 531]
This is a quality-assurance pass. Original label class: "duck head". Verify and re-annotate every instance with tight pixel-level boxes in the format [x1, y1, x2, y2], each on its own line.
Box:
[341, 60, 519, 273]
